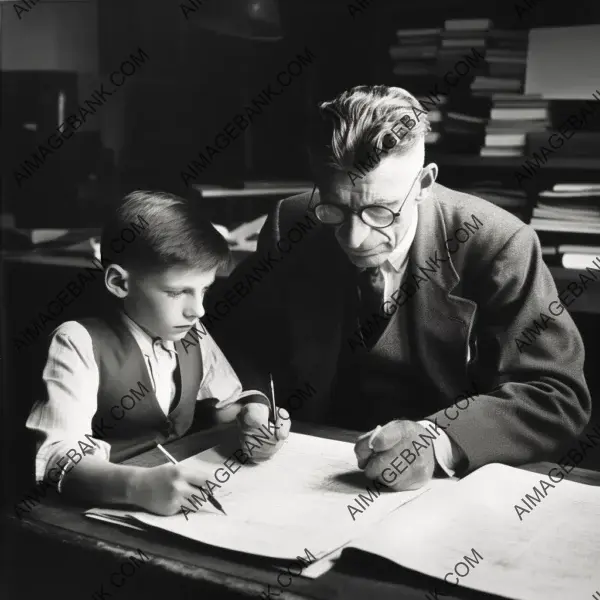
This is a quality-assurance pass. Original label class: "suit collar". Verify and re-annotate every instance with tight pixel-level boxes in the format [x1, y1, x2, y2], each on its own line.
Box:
[280, 185, 482, 418]
[409, 185, 461, 297]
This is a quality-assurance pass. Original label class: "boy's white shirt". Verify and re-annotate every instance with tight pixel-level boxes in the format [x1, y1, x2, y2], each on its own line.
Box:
[26, 314, 266, 490]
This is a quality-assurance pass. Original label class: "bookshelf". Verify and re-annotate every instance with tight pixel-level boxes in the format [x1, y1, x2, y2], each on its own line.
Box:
[429, 154, 600, 170]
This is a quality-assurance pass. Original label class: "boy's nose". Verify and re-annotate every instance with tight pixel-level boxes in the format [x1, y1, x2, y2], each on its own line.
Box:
[185, 298, 205, 320]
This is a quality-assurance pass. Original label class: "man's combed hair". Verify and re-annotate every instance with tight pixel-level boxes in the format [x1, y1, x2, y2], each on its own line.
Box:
[309, 85, 430, 179]
[101, 190, 230, 272]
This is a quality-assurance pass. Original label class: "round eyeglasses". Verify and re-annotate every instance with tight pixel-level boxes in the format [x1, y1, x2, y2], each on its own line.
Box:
[314, 203, 400, 228]
[311, 168, 422, 230]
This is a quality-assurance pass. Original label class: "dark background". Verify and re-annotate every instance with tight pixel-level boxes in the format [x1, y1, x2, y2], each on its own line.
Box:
[3, 0, 600, 226]
[2, 2, 600, 597]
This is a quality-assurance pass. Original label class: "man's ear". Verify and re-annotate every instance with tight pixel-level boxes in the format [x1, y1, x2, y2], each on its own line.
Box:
[104, 264, 130, 299]
[415, 163, 438, 203]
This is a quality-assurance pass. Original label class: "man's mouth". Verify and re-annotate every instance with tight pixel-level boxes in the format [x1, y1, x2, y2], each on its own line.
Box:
[349, 247, 380, 255]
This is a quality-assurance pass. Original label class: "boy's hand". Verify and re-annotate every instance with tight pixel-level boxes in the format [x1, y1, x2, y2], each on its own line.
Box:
[130, 464, 215, 516]
[237, 402, 290, 463]
[354, 420, 435, 491]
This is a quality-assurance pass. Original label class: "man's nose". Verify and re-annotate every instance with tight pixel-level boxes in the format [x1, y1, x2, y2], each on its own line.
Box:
[343, 214, 371, 249]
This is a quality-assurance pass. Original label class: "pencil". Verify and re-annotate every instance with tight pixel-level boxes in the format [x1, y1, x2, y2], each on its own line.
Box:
[156, 443, 227, 516]
[269, 372, 279, 441]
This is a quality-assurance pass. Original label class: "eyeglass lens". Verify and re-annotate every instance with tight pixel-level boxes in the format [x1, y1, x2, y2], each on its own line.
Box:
[314, 204, 395, 227]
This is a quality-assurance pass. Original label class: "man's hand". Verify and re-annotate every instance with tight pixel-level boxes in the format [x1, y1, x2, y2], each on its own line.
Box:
[237, 402, 291, 463]
[354, 420, 435, 491]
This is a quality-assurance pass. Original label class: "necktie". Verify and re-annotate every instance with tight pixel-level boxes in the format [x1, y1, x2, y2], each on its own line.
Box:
[356, 266, 387, 349]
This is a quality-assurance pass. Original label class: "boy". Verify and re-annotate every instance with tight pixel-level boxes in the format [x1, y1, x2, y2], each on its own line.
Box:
[25, 190, 290, 516]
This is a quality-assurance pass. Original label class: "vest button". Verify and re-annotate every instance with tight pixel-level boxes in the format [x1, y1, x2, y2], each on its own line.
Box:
[165, 420, 174, 436]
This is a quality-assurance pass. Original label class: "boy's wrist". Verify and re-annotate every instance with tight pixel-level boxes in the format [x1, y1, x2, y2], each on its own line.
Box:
[125, 467, 146, 508]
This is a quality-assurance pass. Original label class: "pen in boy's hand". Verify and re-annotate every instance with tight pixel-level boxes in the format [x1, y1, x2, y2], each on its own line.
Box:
[156, 443, 227, 516]
[269, 372, 279, 441]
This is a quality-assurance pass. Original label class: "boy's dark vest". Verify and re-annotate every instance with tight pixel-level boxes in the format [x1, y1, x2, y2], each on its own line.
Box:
[79, 315, 203, 463]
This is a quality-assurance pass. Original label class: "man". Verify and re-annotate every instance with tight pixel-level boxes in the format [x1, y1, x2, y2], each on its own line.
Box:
[210, 84, 590, 492]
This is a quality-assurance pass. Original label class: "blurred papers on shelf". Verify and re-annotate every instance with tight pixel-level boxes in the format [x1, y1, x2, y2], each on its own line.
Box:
[457, 182, 528, 221]
[212, 215, 268, 252]
[531, 183, 600, 234]
[558, 244, 600, 269]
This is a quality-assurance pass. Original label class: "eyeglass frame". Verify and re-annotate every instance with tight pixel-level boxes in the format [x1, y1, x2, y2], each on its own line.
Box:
[310, 168, 423, 230]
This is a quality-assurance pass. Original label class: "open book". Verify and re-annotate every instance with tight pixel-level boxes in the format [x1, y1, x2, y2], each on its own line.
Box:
[86, 433, 600, 600]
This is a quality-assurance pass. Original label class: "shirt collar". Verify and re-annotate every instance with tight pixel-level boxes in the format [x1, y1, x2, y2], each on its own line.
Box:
[384, 206, 419, 273]
[121, 311, 178, 357]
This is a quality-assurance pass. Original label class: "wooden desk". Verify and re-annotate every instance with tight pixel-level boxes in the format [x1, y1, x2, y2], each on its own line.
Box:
[3, 421, 600, 600]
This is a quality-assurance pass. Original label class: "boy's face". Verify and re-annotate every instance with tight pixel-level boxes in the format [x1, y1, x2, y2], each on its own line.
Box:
[121, 264, 218, 341]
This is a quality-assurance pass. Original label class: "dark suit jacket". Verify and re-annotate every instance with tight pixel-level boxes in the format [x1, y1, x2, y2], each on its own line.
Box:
[211, 183, 591, 474]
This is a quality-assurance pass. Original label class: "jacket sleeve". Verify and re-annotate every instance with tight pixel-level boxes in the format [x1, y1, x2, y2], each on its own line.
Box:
[427, 224, 592, 473]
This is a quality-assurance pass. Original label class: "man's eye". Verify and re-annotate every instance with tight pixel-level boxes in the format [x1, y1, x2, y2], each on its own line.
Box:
[167, 291, 184, 298]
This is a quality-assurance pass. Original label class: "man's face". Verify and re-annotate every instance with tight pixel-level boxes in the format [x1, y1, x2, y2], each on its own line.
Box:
[319, 151, 436, 268]
[121, 265, 218, 341]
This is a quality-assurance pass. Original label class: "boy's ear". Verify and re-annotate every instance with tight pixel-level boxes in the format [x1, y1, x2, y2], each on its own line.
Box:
[104, 264, 130, 298]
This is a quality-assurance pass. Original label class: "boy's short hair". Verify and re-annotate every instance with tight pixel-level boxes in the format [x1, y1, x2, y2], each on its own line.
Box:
[308, 85, 430, 181]
[101, 190, 230, 272]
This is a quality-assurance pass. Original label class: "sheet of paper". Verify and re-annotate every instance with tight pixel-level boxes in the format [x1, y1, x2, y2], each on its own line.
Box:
[88, 433, 429, 560]
[525, 25, 600, 99]
[301, 477, 458, 579]
[348, 463, 600, 600]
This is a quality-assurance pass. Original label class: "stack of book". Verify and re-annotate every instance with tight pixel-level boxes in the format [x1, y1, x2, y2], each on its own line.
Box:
[481, 94, 550, 157]
[389, 27, 445, 147]
[436, 19, 492, 153]
[389, 27, 442, 77]
[417, 95, 446, 146]
[438, 18, 490, 78]
[471, 30, 529, 97]
[442, 108, 488, 152]
[388, 20, 536, 157]
[530, 184, 600, 239]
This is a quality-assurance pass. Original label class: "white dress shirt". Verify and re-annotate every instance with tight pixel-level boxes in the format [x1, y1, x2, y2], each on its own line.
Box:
[375, 207, 461, 476]
[26, 313, 264, 489]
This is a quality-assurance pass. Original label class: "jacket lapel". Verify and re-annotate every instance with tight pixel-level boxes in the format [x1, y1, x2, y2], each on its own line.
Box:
[408, 190, 478, 399]
[286, 185, 478, 412]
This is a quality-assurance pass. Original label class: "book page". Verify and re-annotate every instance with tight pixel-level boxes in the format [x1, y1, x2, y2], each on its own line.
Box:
[348, 463, 600, 600]
[87, 433, 431, 560]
